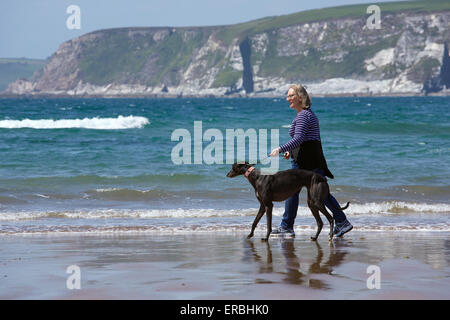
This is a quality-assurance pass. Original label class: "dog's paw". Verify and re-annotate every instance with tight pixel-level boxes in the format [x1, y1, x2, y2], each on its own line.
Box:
[247, 234, 254, 239]
[310, 237, 317, 241]
[261, 238, 268, 241]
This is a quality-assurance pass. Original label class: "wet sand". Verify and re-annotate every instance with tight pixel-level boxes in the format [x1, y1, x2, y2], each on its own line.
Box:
[0, 231, 449, 300]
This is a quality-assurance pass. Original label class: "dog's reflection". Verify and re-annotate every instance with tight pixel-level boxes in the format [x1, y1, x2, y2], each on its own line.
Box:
[244, 239, 348, 288]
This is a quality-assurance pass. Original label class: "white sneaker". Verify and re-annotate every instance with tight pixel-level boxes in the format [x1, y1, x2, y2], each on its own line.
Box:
[334, 220, 353, 237]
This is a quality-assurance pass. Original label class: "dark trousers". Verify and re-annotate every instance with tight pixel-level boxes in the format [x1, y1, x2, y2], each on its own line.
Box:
[280, 161, 347, 231]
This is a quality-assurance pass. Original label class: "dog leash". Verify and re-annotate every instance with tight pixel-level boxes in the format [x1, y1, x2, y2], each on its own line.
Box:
[259, 153, 289, 164]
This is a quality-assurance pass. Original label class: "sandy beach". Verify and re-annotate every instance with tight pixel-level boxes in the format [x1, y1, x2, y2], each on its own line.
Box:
[0, 230, 448, 300]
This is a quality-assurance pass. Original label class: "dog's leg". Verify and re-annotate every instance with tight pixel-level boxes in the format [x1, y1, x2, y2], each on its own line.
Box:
[318, 205, 334, 241]
[248, 203, 266, 239]
[313, 181, 335, 241]
[261, 203, 273, 241]
[308, 200, 323, 241]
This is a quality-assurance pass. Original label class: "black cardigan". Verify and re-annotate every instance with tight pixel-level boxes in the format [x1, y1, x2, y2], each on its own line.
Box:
[291, 140, 334, 179]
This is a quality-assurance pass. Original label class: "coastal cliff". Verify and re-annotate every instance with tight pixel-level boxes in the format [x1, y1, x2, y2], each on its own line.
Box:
[5, 0, 450, 97]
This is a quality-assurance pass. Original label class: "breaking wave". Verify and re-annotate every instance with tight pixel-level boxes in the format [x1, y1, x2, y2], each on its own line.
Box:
[0, 201, 449, 222]
[0, 115, 149, 130]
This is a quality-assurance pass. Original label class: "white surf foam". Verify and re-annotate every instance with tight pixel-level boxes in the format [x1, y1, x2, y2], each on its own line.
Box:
[0, 208, 258, 221]
[0, 115, 149, 130]
[341, 201, 450, 216]
[0, 201, 448, 222]
[1, 223, 450, 235]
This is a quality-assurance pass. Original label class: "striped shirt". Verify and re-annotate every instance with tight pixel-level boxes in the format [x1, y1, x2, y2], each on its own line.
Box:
[279, 108, 321, 153]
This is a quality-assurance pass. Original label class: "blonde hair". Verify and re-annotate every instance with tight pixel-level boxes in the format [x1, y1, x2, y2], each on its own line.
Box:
[289, 84, 311, 108]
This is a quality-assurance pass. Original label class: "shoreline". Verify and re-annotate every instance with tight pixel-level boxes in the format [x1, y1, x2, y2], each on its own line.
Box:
[1, 231, 448, 300]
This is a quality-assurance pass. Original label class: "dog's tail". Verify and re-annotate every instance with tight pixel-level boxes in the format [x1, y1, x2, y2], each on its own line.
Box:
[327, 195, 350, 211]
[312, 173, 350, 211]
[340, 201, 350, 210]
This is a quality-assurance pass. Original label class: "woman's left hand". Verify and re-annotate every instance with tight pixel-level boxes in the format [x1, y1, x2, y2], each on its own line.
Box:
[269, 147, 281, 157]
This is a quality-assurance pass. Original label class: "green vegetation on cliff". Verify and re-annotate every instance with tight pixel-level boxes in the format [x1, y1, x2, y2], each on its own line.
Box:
[219, 0, 450, 43]
[5, 0, 449, 94]
[72, 0, 449, 88]
[0, 58, 45, 91]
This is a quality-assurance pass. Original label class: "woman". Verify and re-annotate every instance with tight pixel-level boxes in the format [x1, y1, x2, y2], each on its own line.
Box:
[269, 84, 352, 238]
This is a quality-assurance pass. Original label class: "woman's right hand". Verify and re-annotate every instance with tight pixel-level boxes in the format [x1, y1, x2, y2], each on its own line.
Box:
[283, 152, 290, 160]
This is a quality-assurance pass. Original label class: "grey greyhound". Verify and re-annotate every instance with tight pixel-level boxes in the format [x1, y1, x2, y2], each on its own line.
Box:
[226, 162, 349, 241]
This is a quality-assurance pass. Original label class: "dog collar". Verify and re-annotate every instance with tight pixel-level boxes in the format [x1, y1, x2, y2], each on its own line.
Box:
[244, 167, 255, 178]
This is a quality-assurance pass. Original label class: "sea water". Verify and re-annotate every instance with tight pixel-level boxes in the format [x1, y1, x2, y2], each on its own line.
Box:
[0, 97, 449, 234]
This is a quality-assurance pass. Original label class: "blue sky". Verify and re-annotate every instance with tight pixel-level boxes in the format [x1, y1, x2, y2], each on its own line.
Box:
[1, 0, 402, 59]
